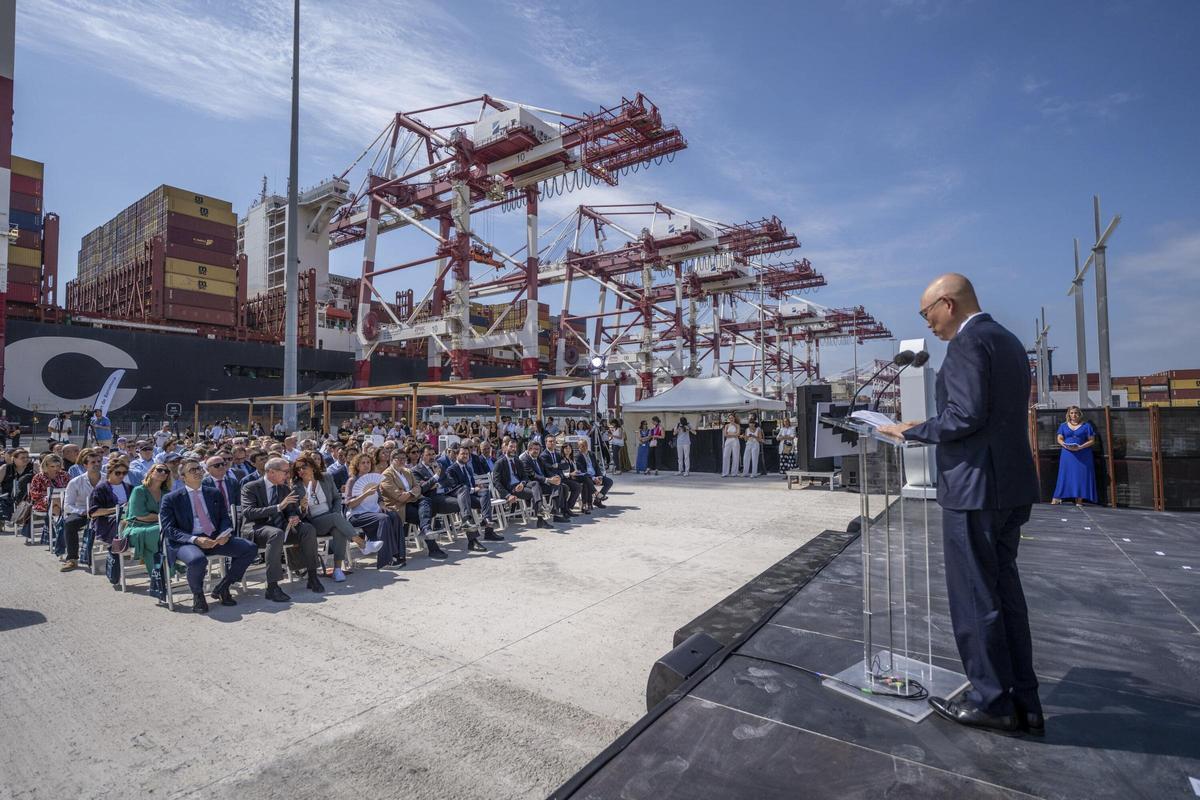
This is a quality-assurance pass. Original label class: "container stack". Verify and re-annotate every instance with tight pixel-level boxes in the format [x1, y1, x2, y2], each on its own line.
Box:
[7, 154, 44, 305]
[73, 185, 241, 327]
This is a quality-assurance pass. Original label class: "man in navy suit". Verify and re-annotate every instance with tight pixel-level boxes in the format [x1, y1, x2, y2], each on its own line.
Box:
[160, 458, 257, 614]
[442, 445, 501, 547]
[881, 274, 1042, 737]
[202, 455, 242, 515]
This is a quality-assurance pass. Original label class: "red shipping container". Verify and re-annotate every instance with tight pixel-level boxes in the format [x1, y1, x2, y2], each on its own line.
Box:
[166, 225, 236, 255]
[6, 282, 39, 304]
[166, 211, 237, 240]
[1170, 388, 1200, 399]
[164, 287, 237, 312]
[1169, 369, 1200, 380]
[165, 304, 236, 327]
[9, 191, 41, 214]
[8, 265, 41, 284]
[164, 242, 236, 268]
[1141, 392, 1171, 401]
[14, 228, 40, 249]
[10, 174, 42, 197]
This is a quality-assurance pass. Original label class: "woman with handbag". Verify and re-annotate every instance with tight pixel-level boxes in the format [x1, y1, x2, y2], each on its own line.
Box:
[88, 457, 133, 546]
[27, 454, 68, 539]
[1, 448, 34, 526]
[123, 463, 171, 574]
[293, 452, 359, 582]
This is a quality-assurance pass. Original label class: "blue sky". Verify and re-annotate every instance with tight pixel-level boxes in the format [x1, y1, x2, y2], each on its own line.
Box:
[13, 0, 1200, 379]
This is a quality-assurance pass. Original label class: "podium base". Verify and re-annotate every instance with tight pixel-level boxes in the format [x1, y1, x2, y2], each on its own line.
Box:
[823, 651, 968, 722]
[901, 483, 936, 500]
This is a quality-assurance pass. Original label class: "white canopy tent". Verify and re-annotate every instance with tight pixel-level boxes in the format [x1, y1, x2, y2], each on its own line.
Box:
[623, 376, 787, 412]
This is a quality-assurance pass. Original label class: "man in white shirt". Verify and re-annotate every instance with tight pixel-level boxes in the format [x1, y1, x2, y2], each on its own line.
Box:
[154, 423, 172, 451]
[48, 412, 72, 446]
[283, 435, 302, 462]
[60, 451, 103, 571]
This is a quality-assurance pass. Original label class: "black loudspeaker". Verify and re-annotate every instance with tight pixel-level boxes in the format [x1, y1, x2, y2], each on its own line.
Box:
[646, 632, 723, 711]
[795, 384, 834, 472]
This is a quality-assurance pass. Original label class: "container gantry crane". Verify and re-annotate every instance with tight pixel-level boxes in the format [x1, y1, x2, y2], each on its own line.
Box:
[327, 94, 687, 385]
[471, 202, 890, 401]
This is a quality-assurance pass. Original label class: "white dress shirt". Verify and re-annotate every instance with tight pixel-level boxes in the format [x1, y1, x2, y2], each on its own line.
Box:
[64, 473, 100, 516]
[958, 311, 985, 335]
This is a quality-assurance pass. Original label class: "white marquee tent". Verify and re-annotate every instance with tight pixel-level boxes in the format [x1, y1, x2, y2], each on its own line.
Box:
[622, 376, 787, 412]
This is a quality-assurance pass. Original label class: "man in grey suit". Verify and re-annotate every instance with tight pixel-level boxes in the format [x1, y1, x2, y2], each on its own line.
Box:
[239, 457, 325, 602]
[882, 274, 1042, 737]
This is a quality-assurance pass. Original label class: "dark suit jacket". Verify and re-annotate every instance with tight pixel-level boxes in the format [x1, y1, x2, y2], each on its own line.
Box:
[327, 462, 349, 493]
[517, 452, 552, 486]
[239, 477, 302, 533]
[441, 461, 478, 494]
[202, 473, 242, 511]
[904, 313, 1040, 511]
[411, 462, 444, 496]
[492, 455, 521, 493]
[574, 452, 605, 479]
[539, 450, 571, 479]
[160, 485, 235, 549]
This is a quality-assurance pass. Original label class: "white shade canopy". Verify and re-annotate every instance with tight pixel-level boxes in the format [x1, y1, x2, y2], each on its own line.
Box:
[623, 376, 787, 412]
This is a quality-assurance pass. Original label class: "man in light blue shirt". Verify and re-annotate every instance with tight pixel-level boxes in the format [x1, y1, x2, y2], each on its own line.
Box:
[90, 409, 113, 446]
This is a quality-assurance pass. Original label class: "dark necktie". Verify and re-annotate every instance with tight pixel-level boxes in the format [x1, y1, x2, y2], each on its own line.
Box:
[271, 484, 282, 507]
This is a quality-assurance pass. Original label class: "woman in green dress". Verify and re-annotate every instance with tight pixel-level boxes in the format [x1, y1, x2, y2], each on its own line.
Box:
[123, 462, 172, 572]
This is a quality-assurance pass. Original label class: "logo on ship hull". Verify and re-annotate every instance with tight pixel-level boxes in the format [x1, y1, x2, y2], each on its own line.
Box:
[3, 337, 138, 413]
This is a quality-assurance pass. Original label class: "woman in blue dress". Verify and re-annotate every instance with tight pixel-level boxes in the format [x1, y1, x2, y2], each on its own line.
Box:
[1053, 406, 1097, 507]
[635, 420, 650, 474]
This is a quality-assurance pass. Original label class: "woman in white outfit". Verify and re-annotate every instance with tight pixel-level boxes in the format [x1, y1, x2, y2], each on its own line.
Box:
[742, 416, 764, 477]
[721, 413, 741, 478]
[674, 417, 692, 476]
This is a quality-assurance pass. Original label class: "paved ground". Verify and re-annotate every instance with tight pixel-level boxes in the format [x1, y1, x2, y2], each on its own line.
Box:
[0, 473, 860, 800]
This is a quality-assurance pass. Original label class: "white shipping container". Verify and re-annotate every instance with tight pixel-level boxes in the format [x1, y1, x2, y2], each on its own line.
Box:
[473, 106, 559, 148]
[650, 215, 714, 241]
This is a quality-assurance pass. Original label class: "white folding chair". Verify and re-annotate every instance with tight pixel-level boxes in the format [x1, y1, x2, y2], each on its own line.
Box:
[490, 481, 531, 525]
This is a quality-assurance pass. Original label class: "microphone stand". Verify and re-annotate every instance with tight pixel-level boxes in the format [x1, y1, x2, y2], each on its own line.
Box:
[871, 353, 929, 412]
[847, 351, 914, 415]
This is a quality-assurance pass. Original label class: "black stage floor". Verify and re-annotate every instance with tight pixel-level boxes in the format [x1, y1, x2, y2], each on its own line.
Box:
[556, 503, 1200, 799]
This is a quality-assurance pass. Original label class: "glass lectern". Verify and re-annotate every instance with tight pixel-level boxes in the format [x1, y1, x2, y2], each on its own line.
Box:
[819, 414, 968, 722]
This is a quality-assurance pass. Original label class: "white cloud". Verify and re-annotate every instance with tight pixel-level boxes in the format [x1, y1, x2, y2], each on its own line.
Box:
[1106, 223, 1200, 372]
[1021, 74, 1049, 94]
[16, 0, 489, 148]
[1037, 91, 1136, 127]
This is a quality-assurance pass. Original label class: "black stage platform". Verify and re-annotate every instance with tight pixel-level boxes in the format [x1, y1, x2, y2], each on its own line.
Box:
[555, 503, 1200, 799]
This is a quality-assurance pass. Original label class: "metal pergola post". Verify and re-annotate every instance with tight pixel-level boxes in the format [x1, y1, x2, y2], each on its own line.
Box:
[1072, 239, 1088, 408]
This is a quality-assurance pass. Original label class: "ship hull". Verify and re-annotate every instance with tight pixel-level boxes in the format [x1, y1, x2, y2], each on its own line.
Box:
[2, 319, 428, 425]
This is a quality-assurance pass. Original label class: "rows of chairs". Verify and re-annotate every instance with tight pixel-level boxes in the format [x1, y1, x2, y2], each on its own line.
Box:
[4, 477, 543, 611]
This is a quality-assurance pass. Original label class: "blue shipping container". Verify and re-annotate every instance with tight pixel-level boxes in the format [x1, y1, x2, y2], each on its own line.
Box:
[9, 209, 43, 232]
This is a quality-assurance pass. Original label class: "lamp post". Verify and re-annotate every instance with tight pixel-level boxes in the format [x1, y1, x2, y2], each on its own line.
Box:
[590, 355, 607, 466]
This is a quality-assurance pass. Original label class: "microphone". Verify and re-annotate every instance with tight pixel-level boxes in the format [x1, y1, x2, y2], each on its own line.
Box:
[871, 351, 929, 412]
[847, 350, 914, 415]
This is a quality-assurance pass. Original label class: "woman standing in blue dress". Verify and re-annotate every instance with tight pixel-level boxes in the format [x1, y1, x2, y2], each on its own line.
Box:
[635, 420, 650, 474]
[1053, 406, 1097, 507]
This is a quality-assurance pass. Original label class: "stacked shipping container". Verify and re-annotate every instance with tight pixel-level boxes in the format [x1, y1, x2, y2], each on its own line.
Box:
[72, 185, 242, 328]
[7, 155, 44, 304]
[1049, 370, 1200, 408]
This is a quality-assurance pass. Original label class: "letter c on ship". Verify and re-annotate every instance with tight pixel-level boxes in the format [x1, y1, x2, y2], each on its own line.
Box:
[4, 337, 138, 413]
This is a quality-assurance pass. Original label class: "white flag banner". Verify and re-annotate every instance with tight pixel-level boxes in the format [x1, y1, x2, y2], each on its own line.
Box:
[93, 369, 126, 416]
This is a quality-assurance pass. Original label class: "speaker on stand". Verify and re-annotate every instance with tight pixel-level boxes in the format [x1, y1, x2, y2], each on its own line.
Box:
[795, 384, 834, 472]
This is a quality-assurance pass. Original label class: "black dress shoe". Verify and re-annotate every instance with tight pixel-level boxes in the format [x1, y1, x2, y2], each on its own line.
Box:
[467, 538, 487, 553]
[553, 514, 570, 523]
[210, 582, 237, 606]
[307, 574, 325, 593]
[535, 517, 551, 529]
[928, 696, 1020, 735]
[1014, 700, 1046, 737]
[593, 500, 605, 508]
[192, 593, 210, 614]
[265, 584, 291, 603]
[483, 530, 504, 541]
[426, 540, 449, 560]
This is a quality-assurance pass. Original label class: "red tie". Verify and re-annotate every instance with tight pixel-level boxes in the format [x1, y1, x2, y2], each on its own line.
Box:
[191, 490, 215, 535]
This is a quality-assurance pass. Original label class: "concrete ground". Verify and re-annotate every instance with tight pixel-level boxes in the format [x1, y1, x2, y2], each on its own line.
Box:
[0, 473, 861, 800]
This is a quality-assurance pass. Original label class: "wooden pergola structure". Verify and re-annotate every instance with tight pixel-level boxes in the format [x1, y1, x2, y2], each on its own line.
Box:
[197, 374, 606, 434]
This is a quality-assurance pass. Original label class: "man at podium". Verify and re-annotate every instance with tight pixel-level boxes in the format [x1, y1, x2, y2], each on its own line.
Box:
[880, 273, 1043, 737]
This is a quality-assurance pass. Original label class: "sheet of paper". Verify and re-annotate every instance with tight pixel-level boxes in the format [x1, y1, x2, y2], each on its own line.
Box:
[850, 410, 897, 428]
